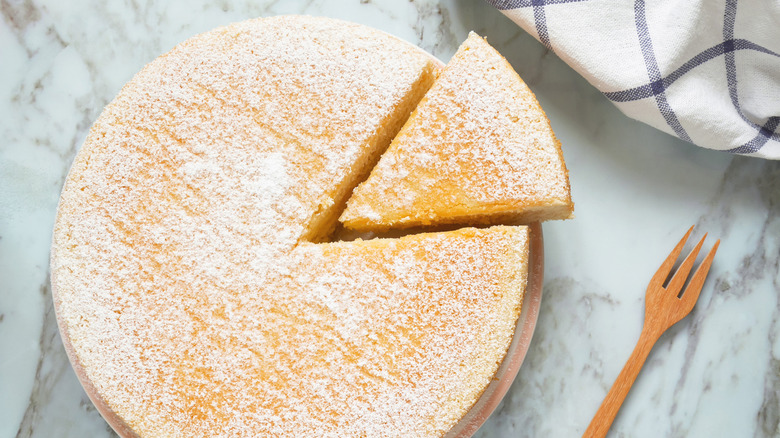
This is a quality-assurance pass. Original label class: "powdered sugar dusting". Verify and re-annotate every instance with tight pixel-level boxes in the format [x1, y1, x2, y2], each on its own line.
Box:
[269, 227, 528, 437]
[342, 32, 573, 228]
[46, 15, 533, 438]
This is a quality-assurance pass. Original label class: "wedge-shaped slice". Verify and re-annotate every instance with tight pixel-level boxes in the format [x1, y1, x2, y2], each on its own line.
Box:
[341, 32, 573, 230]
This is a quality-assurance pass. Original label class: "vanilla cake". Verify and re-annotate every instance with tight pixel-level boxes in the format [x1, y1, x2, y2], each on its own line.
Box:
[50, 16, 540, 438]
[341, 32, 573, 231]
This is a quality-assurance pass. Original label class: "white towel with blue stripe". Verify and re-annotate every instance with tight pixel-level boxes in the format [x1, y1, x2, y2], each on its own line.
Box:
[487, 0, 780, 159]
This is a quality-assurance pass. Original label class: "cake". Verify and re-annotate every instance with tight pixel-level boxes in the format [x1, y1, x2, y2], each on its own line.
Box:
[51, 16, 567, 438]
[340, 32, 573, 230]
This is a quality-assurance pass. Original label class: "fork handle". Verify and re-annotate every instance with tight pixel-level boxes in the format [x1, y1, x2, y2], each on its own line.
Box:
[583, 326, 662, 438]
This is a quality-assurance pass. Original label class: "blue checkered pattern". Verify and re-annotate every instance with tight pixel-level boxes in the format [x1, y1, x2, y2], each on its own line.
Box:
[486, 0, 780, 159]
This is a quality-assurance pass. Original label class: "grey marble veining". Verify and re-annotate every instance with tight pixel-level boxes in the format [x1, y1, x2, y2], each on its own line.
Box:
[1, 1, 778, 437]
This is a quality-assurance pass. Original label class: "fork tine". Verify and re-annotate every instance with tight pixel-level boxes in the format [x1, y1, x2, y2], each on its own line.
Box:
[649, 226, 694, 289]
[666, 233, 707, 297]
[680, 239, 720, 304]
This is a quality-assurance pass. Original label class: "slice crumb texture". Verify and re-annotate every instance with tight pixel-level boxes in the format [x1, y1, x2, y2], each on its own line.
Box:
[340, 32, 573, 231]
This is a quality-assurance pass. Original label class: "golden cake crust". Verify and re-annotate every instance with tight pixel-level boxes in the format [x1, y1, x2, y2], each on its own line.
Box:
[340, 32, 573, 231]
[51, 16, 531, 438]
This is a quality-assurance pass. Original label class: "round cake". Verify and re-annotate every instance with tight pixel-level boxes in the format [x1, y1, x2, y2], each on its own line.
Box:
[50, 16, 552, 437]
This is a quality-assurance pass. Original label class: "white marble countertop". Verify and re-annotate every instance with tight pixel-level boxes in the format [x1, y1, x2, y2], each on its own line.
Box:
[1, 1, 778, 437]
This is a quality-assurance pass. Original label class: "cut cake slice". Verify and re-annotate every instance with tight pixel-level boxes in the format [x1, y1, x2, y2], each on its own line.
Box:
[340, 32, 573, 230]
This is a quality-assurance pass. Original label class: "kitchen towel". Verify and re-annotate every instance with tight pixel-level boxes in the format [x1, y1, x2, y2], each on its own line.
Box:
[487, 0, 780, 159]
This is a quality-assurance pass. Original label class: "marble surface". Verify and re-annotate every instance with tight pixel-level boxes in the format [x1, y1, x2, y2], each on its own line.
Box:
[1, 0, 778, 437]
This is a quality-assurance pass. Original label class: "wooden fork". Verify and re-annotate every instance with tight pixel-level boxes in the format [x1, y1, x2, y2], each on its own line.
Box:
[583, 226, 720, 438]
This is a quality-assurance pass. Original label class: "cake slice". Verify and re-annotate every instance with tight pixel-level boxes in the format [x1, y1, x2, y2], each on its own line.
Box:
[340, 32, 573, 230]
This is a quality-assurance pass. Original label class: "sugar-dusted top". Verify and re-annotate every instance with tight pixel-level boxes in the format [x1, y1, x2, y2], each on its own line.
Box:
[341, 32, 573, 230]
[51, 17, 527, 438]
